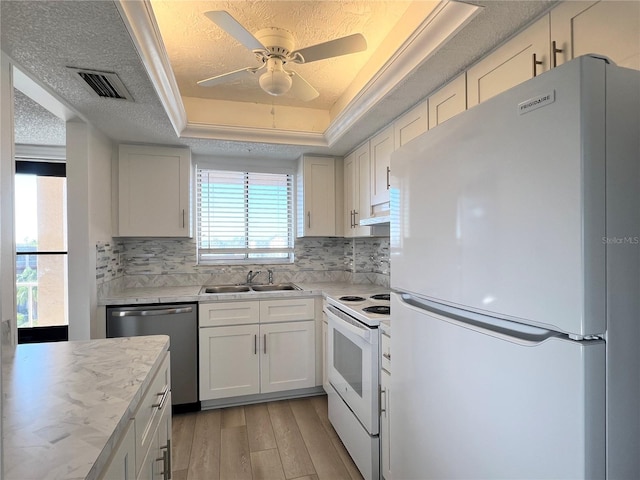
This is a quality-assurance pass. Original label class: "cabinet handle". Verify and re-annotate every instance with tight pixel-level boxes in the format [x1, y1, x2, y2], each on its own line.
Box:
[156, 448, 169, 480]
[552, 40, 563, 68]
[532, 53, 543, 77]
[353, 210, 358, 228]
[152, 385, 169, 410]
[254, 334, 257, 355]
[386, 166, 391, 190]
[264, 333, 267, 354]
[307, 211, 311, 229]
[383, 352, 391, 361]
[161, 440, 172, 479]
[182, 209, 185, 228]
[350, 210, 354, 228]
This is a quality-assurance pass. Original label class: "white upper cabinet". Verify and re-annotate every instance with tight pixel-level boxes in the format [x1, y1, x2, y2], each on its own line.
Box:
[394, 101, 428, 148]
[370, 126, 394, 210]
[297, 155, 337, 237]
[344, 144, 372, 237]
[428, 72, 467, 129]
[550, 0, 640, 70]
[117, 144, 191, 237]
[467, 15, 550, 107]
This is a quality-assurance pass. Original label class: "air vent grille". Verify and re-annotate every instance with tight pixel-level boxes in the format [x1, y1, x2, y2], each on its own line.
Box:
[67, 67, 133, 101]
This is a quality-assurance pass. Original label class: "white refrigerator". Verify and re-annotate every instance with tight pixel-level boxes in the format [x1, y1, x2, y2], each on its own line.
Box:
[390, 55, 639, 479]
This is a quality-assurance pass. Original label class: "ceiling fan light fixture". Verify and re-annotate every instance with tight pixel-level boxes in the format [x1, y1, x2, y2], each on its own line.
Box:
[259, 58, 292, 96]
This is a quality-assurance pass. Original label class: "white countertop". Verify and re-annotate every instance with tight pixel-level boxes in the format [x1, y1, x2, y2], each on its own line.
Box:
[2, 335, 170, 480]
[99, 282, 390, 305]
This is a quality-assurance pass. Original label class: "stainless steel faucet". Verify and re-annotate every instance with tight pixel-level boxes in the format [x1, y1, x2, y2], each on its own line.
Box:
[246, 270, 261, 284]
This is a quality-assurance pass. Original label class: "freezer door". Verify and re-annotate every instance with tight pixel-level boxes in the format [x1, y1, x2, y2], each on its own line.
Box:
[390, 293, 605, 479]
[390, 56, 611, 337]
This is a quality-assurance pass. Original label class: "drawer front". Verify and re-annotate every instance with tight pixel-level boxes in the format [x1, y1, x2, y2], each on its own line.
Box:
[260, 298, 315, 324]
[135, 352, 170, 476]
[381, 332, 391, 373]
[199, 301, 259, 327]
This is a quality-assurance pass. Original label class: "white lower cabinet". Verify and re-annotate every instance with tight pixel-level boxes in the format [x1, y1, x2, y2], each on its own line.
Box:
[100, 352, 172, 480]
[199, 298, 316, 401]
[99, 420, 136, 480]
[322, 314, 329, 393]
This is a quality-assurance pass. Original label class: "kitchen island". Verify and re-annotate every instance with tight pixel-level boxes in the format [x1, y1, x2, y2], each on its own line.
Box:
[2, 335, 170, 480]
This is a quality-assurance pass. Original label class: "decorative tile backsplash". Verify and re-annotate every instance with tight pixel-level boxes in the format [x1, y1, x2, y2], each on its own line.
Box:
[97, 236, 390, 294]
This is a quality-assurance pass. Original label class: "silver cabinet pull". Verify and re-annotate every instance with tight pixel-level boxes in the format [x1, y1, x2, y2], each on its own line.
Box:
[380, 386, 387, 414]
[264, 333, 267, 354]
[182, 209, 185, 228]
[386, 166, 391, 190]
[353, 210, 358, 227]
[156, 448, 169, 480]
[552, 40, 563, 68]
[152, 385, 169, 410]
[532, 53, 543, 77]
[254, 334, 257, 355]
[350, 210, 354, 228]
[161, 440, 172, 480]
[307, 211, 311, 229]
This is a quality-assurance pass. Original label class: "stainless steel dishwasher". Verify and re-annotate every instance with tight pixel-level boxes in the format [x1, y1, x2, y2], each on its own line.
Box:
[106, 303, 199, 411]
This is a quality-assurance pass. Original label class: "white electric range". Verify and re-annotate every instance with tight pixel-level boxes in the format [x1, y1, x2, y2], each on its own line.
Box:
[323, 291, 390, 480]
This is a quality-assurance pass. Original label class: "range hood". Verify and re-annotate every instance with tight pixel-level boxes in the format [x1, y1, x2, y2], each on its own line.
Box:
[360, 214, 391, 226]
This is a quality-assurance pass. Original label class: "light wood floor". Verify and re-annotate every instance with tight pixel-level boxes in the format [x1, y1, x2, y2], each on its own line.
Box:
[172, 395, 364, 480]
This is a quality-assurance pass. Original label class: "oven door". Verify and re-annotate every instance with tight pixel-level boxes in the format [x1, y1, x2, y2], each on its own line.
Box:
[326, 304, 379, 435]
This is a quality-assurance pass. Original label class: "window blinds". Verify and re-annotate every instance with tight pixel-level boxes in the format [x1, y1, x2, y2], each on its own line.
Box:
[197, 168, 294, 262]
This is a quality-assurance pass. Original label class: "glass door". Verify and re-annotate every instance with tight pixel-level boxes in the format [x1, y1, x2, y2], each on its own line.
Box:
[15, 160, 68, 342]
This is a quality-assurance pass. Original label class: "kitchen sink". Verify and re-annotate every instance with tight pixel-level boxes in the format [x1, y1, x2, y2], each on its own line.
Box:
[200, 283, 301, 294]
[201, 285, 251, 294]
[250, 283, 301, 292]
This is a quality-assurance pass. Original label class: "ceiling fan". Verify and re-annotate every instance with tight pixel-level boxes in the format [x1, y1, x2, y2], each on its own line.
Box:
[197, 11, 367, 101]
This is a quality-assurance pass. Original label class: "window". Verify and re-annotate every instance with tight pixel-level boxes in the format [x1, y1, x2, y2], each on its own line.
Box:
[15, 160, 68, 342]
[197, 168, 294, 263]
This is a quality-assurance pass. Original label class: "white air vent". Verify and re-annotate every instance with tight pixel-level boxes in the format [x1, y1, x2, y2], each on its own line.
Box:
[67, 67, 133, 101]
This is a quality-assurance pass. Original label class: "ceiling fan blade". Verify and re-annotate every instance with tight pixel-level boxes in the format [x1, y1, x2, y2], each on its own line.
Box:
[197, 67, 259, 87]
[289, 72, 319, 102]
[204, 11, 266, 52]
[291, 33, 367, 64]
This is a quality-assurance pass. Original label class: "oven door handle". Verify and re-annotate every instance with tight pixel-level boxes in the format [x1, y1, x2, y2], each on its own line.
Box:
[325, 305, 372, 343]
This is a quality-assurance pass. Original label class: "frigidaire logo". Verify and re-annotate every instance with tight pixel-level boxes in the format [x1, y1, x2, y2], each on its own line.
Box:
[518, 91, 555, 115]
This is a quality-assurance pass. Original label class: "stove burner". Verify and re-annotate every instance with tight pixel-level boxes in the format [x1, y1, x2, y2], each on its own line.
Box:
[370, 293, 390, 301]
[363, 305, 391, 315]
[339, 295, 366, 302]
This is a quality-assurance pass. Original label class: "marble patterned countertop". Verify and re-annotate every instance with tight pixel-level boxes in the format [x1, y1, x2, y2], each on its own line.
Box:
[99, 282, 391, 305]
[2, 335, 170, 480]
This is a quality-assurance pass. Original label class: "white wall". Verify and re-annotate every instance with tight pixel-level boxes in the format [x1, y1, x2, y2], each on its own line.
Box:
[66, 120, 113, 340]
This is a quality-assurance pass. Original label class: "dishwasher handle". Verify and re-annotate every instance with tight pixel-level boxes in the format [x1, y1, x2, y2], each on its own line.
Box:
[111, 306, 193, 317]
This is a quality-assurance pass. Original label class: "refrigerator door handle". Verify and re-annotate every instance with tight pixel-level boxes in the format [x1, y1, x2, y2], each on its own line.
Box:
[399, 294, 565, 345]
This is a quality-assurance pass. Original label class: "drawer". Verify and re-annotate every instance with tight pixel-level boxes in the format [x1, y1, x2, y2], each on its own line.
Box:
[199, 301, 259, 327]
[135, 352, 170, 476]
[259, 298, 315, 324]
[381, 332, 391, 373]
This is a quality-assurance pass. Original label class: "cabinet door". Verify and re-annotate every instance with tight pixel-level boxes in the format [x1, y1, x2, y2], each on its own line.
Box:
[199, 324, 260, 400]
[259, 298, 315, 324]
[298, 156, 336, 237]
[118, 145, 191, 237]
[370, 126, 394, 208]
[467, 15, 550, 107]
[394, 101, 428, 148]
[99, 420, 136, 480]
[199, 301, 259, 327]
[381, 368, 391, 480]
[343, 151, 357, 237]
[260, 320, 315, 394]
[428, 72, 466, 129]
[551, 0, 640, 70]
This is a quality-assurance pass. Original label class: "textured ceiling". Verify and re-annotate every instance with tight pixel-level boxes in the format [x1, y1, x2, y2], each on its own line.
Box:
[151, 0, 413, 109]
[1, 0, 557, 160]
[13, 89, 65, 146]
